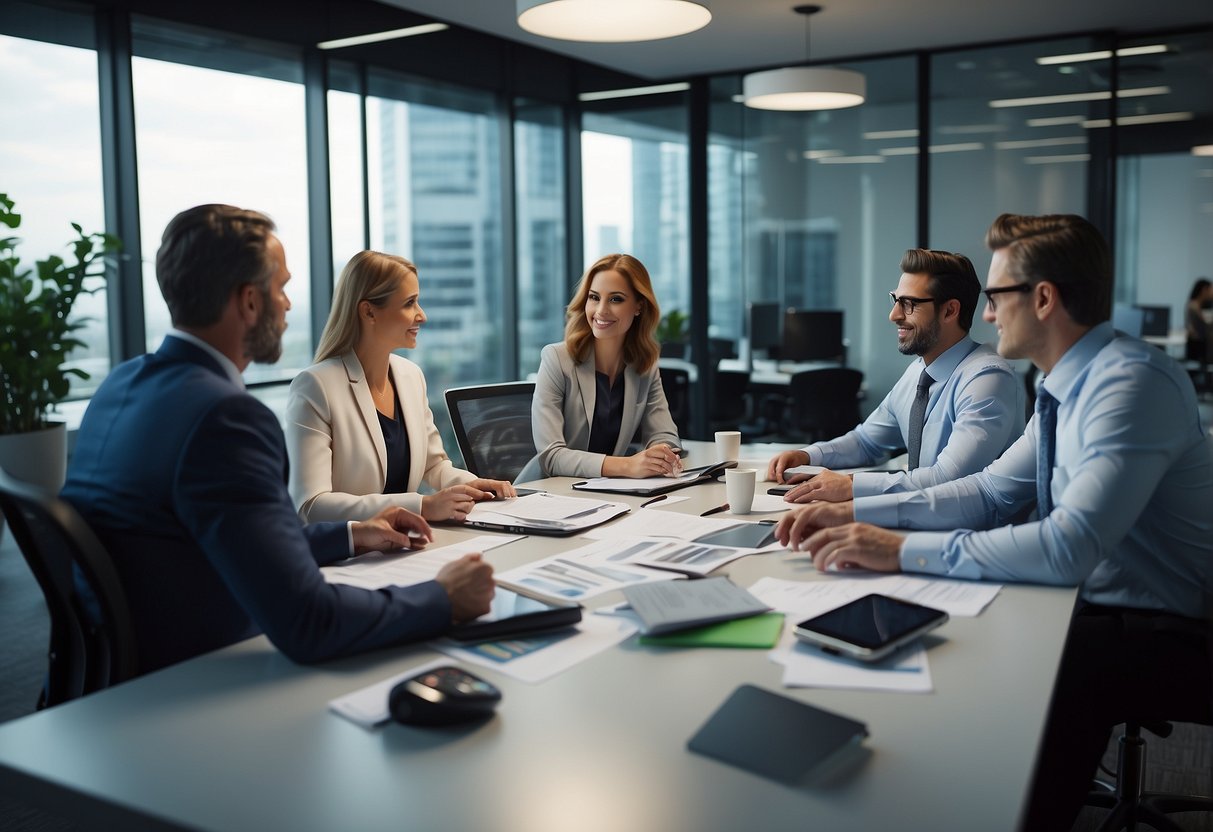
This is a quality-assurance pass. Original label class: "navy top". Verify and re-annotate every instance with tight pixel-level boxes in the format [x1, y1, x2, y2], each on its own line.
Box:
[587, 371, 626, 455]
[378, 396, 411, 494]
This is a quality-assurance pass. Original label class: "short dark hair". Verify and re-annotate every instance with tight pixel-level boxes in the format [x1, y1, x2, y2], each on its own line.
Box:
[984, 213, 1111, 327]
[156, 204, 277, 328]
[899, 248, 980, 331]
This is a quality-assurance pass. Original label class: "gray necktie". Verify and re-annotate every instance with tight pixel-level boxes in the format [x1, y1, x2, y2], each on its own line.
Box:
[1036, 389, 1058, 516]
[906, 369, 933, 470]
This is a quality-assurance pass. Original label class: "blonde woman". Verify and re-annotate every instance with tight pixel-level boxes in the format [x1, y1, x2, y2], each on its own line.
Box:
[286, 251, 514, 523]
[532, 253, 682, 478]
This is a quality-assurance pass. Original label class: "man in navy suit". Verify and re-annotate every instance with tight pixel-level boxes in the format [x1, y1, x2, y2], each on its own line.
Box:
[61, 204, 494, 674]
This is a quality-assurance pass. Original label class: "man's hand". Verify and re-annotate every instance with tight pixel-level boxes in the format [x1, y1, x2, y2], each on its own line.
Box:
[435, 553, 495, 622]
[803, 523, 903, 573]
[774, 501, 854, 551]
[767, 450, 809, 484]
[351, 507, 433, 554]
[784, 469, 853, 503]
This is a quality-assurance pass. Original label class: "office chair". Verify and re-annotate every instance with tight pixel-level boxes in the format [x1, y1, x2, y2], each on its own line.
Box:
[709, 369, 751, 433]
[658, 366, 691, 438]
[0, 467, 137, 708]
[445, 381, 539, 483]
[780, 367, 863, 443]
[1086, 720, 1213, 832]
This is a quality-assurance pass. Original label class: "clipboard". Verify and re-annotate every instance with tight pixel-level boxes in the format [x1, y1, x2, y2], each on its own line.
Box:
[571, 460, 737, 497]
[456, 501, 630, 537]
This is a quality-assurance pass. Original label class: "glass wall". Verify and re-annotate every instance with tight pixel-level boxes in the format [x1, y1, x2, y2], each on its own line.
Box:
[131, 18, 311, 383]
[582, 98, 690, 337]
[515, 99, 568, 377]
[1113, 29, 1213, 350]
[0, 10, 107, 400]
[328, 61, 367, 283]
[710, 56, 919, 409]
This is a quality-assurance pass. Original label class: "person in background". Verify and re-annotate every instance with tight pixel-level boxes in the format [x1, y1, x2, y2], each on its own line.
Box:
[767, 248, 1022, 504]
[1185, 276, 1212, 368]
[775, 213, 1213, 832]
[531, 253, 682, 478]
[287, 251, 514, 524]
[62, 205, 494, 675]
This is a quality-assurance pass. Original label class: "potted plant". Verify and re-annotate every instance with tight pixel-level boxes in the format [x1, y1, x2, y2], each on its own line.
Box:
[656, 308, 690, 359]
[0, 193, 121, 493]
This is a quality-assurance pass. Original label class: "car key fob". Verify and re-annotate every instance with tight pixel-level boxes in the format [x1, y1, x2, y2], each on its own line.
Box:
[389, 665, 501, 726]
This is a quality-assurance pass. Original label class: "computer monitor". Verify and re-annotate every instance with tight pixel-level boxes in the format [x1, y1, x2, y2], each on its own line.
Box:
[748, 302, 783, 352]
[1135, 305, 1170, 337]
[781, 309, 845, 362]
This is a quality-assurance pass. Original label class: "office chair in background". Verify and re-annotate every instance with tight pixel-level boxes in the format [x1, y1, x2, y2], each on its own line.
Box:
[658, 366, 691, 438]
[779, 367, 863, 443]
[0, 467, 137, 708]
[445, 382, 539, 483]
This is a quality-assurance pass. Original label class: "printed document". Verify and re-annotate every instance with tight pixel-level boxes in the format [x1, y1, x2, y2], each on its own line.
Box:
[323, 535, 520, 590]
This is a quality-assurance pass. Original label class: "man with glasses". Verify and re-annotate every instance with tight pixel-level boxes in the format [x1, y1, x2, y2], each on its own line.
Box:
[776, 214, 1213, 831]
[767, 248, 1023, 504]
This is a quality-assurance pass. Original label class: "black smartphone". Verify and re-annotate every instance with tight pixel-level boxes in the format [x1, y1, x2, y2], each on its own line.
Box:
[767, 485, 793, 496]
[793, 594, 948, 662]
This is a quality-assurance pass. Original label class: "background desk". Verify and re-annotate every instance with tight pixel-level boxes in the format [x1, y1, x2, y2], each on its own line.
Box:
[0, 443, 1076, 832]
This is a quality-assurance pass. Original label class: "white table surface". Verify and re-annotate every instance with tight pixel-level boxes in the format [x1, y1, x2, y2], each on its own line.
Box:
[0, 442, 1076, 831]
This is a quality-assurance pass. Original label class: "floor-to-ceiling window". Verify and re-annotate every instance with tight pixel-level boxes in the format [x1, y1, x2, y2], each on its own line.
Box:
[0, 5, 106, 401]
[328, 61, 367, 285]
[131, 17, 311, 383]
[515, 99, 568, 378]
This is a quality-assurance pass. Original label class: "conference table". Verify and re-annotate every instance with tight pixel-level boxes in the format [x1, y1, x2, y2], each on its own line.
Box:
[0, 442, 1076, 832]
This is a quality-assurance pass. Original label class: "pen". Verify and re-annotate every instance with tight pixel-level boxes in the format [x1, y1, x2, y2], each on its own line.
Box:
[700, 503, 730, 517]
[640, 494, 668, 508]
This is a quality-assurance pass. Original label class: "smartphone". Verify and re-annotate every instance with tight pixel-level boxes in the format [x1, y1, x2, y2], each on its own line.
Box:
[793, 594, 948, 662]
[767, 485, 793, 496]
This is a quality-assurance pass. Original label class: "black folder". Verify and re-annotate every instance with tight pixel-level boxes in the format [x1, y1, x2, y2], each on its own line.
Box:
[571, 460, 737, 497]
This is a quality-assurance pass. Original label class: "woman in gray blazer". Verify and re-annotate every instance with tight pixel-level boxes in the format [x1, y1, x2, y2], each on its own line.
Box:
[286, 251, 514, 523]
[532, 253, 682, 478]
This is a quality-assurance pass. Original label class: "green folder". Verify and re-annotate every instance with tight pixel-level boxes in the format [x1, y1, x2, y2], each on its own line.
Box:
[639, 612, 785, 648]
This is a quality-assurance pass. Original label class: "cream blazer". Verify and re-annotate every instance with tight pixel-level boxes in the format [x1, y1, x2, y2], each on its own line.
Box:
[286, 352, 473, 522]
[531, 342, 680, 479]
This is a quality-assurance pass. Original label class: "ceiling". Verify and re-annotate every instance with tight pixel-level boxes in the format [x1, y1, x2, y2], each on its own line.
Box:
[377, 0, 1209, 81]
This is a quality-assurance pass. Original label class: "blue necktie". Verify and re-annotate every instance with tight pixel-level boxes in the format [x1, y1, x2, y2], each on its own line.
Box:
[1035, 389, 1058, 516]
[906, 369, 933, 470]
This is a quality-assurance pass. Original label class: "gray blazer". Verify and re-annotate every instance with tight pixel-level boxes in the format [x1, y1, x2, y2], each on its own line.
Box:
[531, 342, 680, 478]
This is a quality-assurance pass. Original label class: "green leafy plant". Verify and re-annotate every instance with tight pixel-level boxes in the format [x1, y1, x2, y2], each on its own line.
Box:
[0, 193, 122, 434]
[656, 308, 689, 344]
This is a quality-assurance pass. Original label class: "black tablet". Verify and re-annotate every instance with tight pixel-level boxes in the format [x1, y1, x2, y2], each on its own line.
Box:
[447, 587, 582, 643]
[793, 593, 948, 662]
[693, 522, 777, 550]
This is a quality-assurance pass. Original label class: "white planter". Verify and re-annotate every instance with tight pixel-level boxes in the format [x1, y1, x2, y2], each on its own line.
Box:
[0, 421, 68, 494]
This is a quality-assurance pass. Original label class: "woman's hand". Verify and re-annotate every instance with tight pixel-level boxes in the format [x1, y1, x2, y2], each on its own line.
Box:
[468, 478, 516, 499]
[612, 445, 683, 479]
[422, 484, 493, 522]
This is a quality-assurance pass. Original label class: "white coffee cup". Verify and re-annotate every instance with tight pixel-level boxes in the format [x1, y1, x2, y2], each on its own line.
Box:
[725, 468, 757, 514]
[715, 430, 741, 463]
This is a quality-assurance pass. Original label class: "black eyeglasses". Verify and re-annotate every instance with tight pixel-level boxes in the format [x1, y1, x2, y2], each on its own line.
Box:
[982, 283, 1032, 310]
[889, 292, 937, 316]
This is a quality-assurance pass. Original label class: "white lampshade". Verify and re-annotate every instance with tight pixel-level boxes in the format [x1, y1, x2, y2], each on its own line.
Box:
[517, 0, 711, 43]
[743, 67, 866, 111]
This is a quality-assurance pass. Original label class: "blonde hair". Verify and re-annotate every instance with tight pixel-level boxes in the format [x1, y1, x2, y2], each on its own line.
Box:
[564, 254, 661, 374]
[314, 250, 416, 363]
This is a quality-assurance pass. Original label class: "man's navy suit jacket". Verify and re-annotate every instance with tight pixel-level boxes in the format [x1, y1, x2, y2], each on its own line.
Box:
[61, 336, 450, 674]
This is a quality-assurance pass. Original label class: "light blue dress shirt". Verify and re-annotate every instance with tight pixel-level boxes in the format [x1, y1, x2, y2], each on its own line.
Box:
[869, 323, 1213, 618]
[806, 337, 1024, 499]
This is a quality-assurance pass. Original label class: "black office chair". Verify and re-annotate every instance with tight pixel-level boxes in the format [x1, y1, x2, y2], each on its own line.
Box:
[0, 467, 137, 708]
[658, 366, 691, 438]
[445, 381, 539, 483]
[709, 369, 751, 433]
[1086, 719, 1213, 831]
[780, 367, 863, 443]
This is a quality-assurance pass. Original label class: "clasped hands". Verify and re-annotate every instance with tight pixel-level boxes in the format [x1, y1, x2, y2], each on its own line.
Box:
[768, 450, 902, 573]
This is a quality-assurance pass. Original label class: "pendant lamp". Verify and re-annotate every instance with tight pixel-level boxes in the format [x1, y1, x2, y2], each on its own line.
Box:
[517, 0, 711, 43]
[743, 5, 865, 111]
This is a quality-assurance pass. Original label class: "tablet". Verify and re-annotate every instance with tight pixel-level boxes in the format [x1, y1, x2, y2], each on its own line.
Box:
[793, 593, 948, 662]
[694, 522, 777, 550]
[447, 587, 582, 643]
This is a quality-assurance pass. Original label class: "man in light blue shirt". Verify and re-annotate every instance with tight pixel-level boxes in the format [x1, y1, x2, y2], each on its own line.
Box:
[776, 213, 1213, 831]
[767, 248, 1023, 502]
